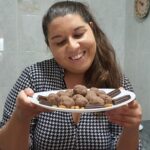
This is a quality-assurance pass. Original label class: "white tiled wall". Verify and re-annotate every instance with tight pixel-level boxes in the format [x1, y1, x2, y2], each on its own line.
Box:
[0, 0, 149, 120]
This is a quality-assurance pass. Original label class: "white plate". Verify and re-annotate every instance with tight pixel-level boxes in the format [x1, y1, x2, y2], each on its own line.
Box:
[29, 89, 136, 113]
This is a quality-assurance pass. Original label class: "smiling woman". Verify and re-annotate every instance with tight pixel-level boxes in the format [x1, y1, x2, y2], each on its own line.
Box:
[0, 1, 142, 150]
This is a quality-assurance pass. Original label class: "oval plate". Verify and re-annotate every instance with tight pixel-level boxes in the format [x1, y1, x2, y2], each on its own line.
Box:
[29, 89, 136, 113]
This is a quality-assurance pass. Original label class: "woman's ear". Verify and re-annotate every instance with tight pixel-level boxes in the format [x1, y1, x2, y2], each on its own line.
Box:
[89, 22, 94, 28]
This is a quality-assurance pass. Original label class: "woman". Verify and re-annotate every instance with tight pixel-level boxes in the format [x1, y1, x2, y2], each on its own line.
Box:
[0, 1, 142, 150]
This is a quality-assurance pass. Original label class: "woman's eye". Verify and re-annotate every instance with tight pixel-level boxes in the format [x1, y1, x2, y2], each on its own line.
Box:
[56, 40, 66, 46]
[74, 33, 84, 38]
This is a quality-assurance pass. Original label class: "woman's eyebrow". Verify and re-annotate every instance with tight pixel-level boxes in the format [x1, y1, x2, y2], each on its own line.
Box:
[51, 26, 86, 40]
[74, 26, 85, 31]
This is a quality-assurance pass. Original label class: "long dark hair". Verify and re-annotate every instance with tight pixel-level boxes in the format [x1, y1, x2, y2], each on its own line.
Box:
[42, 1, 122, 88]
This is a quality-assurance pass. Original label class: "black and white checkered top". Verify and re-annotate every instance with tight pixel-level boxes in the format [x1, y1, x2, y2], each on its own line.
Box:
[0, 58, 142, 150]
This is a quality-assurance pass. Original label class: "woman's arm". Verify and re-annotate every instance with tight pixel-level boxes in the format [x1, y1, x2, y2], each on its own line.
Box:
[116, 100, 142, 150]
[106, 100, 142, 150]
[117, 126, 139, 150]
[0, 110, 31, 150]
[0, 88, 50, 150]
[0, 88, 36, 150]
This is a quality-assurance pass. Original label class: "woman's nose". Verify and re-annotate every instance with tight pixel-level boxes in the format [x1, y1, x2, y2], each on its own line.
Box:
[67, 37, 80, 50]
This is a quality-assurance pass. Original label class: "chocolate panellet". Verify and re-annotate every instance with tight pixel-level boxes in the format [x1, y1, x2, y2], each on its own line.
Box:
[37, 85, 125, 109]
[59, 95, 75, 108]
[85, 90, 105, 105]
[72, 94, 89, 107]
[73, 84, 87, 96]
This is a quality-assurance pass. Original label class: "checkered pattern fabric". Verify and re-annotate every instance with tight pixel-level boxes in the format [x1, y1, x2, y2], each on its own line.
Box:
[0, 58, 142, 150]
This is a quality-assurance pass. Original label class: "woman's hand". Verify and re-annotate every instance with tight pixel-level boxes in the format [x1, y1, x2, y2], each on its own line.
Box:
[105, 100, 142, 129]
[0, 88, 52, 150]
[14, 88, 51, 123]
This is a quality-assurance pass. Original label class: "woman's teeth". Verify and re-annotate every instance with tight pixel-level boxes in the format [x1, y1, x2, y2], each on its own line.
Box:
[71, 52, 85, 60]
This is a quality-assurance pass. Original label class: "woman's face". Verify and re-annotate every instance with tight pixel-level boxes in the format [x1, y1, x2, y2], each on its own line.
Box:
[48, 14, 96, 75]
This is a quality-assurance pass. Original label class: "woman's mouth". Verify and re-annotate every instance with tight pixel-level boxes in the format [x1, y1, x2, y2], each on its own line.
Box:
[69, 51, 86, 61]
